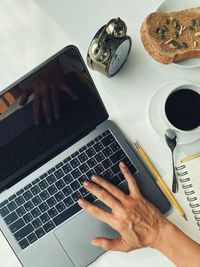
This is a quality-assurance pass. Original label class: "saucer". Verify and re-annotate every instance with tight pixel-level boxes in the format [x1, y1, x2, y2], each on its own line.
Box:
[148, 80, 200, 144]
[156, 0, 200, 69]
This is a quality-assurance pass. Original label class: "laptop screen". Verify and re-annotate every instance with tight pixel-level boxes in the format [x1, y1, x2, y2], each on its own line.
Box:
[0, 46, 108, 192]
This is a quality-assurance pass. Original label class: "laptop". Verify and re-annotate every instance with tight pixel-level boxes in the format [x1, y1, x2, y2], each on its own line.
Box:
[0, 45, 170, 267]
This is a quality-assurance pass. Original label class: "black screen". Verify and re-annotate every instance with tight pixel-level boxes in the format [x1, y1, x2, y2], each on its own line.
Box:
[0, 46, 108, 191]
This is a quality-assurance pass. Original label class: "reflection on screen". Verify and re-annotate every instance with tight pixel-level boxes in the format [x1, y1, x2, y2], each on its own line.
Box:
[0, 47, 107, 190]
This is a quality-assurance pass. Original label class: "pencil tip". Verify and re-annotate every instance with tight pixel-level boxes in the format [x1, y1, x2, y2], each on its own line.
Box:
[183, 215, 187, 221]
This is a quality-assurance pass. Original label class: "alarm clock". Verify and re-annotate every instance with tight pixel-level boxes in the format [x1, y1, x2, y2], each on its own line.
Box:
[87, 17, 132, 77]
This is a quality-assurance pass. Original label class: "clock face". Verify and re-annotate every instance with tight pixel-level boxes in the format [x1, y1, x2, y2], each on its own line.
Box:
[108, 38, 131, 77]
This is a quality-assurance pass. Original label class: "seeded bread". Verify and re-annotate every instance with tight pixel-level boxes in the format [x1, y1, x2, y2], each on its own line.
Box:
[140, 7, 200, 64]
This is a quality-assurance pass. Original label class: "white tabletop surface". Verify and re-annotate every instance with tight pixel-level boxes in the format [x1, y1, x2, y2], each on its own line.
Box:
[0, 0, 200, 266]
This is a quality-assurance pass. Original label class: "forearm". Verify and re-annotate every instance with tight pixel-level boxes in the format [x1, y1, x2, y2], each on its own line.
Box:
[157, 222, 200, 267]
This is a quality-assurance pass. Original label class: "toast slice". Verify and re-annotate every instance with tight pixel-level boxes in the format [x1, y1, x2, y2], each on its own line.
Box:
[140, 7, 200, 64]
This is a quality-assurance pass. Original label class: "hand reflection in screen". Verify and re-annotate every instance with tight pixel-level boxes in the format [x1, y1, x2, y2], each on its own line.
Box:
[19, 59, 78, 125]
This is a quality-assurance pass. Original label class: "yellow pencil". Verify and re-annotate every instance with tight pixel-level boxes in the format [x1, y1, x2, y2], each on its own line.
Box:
[134, 141, 187, 221]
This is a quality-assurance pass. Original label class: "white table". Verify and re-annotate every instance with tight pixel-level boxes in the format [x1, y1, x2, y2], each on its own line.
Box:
[0, 0, 200, 266]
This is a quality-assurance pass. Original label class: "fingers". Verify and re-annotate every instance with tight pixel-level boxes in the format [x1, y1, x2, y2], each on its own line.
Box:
[119, 162, 141, 198]
[83, 180, 120, 210]
[41, 86, 53, 124]
[91, 175, 127, 203]
[19, 88, 33, 106]
[33, 89, 42, 125]
[50, 84, 60, 120]
[91, 237, 128, 252]
[60, 82, 78, 101]
[78, 198, 117, 229]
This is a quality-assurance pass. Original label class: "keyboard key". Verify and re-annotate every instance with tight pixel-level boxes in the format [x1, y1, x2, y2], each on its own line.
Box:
[110, 141, 120, 152]
[94, 164, 104, 175]
[102, 130, 110, 137]
[54, 169, 65, 180]
[38, 202, 49, 213]
[4, 212, 18, 225]
[9, 218, 25, 233]
[55, 202, 66, 213]
[35, 227, 45, 238]
[79, 187, 88, 197]
[93, 142, 104, 152]
[46, 197, 57, 208]
[32, 178, 40, 185]
[78, 153, 88, 163]
[23, 191, 33, 201]
[62, 186, 73, 197]
[40, 173, 48, 180]
[63, 174, 74, 184]
[63, 156, 71, 164]
[32, 218, 42, 229]
[109, 176, 121, 186]
[14, 224, 34, 241]
[94, 135, 102, 142]
[79, 146, 87, 153]
[118, 172, 125, 181]
[40, 213, 50, 224]
[55, 179, 66, 190]
[84, 193, 95, 203]
[27, 233, 37, 244]
[8, 194, 16, 202]
[16, 206, 26, 217]
[32, 196, 42, 206]
[24, 201, 34, 212]
[85, 148, 96, 158]
[102, 169, 114, 180]
[110, 150, 126, 164]
[62, 163, 72, 174]
[87, 158, 97, 168]
[95, 152, 105, 163]
[38, 180, 49, 190]
[122, 157, 132, 167]
[71, 191, 81, 202]
[31, 185, 41, 196]
[46, 174, 56, 185]
[79, 163, 89, 173]
[24, 184, 32, 191]
[53, 203, 81, 226]
[39, 190, 50, 201]
[47, 207, 58, 218]
[128, 164, 137, 174]
[54, 191, 65, 202]
[31, 207, 41, 218]
[19, 238, 29, 249]
[47, 167, 55, 174]
[0, 200, 8, 209]
[101, 134, 115, 147]
[7, 201, 17, 212]
[111, 162, 120, 174]
[47, 185, 58, 196]
[63, 196, 74, 207]
[102, 159, 112, 169]
[23, 213, 33, 223]
[87, 140, 95, 147]
[71, 151, 79, 158]
[86, 169, 95, 180]
[102, 147, 113, 157]
[71, 169, 81, 179]
[43, 221, 55, 233]
[78, 175, 87, 185]
[0, 206, 9, 217]
[70, 158, 80, 169]
[55, 162, 64, 169]
[16, 189, 25, 196]
[70, 181, 81, 191]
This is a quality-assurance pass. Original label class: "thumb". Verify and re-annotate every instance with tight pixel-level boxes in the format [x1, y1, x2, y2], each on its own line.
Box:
[91, 237, 129, 252]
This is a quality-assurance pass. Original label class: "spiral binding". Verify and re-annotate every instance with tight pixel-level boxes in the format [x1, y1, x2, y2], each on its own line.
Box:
[176, 165, 200, 229]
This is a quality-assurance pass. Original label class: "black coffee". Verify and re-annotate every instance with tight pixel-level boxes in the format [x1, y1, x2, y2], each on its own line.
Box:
[165, 89, 200, 131]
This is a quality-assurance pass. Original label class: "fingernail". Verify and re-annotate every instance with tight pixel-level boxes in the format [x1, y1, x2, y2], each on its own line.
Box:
[120, 161, 126, 168]
[83, 181, 89, 187]
[91, 175, 98, 181]
[91, 240, 98, 246]
[78, 199, 84, 205]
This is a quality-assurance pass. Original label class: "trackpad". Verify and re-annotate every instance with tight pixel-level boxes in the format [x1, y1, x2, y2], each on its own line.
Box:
[54, 204, 119, 267]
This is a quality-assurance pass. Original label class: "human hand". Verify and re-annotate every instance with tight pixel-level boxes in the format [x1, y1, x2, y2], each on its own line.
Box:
[78, 162, 170, 252]
[19, 59, 77, 125]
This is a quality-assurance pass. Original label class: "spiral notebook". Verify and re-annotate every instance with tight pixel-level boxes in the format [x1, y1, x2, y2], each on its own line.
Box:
[176, 153, 200, 231]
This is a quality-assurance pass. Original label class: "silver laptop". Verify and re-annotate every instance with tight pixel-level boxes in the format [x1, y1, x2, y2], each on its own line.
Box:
[0, 46, 170, 267]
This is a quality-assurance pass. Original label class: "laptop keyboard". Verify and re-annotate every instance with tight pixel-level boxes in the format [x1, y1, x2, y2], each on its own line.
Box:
[0, 130, 136, 250]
